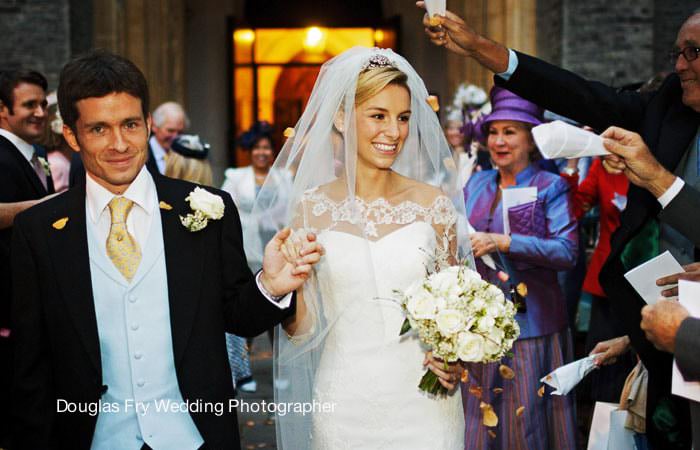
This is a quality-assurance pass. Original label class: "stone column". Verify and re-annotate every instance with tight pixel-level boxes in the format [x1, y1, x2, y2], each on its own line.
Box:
[92, 0, 186, 108]
[446, 0, 537, 101]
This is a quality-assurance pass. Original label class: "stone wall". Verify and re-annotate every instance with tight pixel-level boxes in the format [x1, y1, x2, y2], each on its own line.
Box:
[0, 0, 71, 90]
[535, 0, 698, 87]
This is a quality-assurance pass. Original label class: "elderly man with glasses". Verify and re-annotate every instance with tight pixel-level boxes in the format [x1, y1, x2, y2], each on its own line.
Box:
[421, 4, 700, 449]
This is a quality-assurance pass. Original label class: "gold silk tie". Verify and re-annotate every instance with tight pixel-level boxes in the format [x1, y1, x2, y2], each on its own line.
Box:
[106, 197, 141, 282]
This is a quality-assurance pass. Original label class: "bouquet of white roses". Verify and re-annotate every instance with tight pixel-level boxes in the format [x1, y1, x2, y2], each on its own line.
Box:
[398, 265, 520, 395]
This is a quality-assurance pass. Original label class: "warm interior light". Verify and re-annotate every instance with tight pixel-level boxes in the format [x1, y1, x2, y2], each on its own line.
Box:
[303, 27, 326, 53]
[234, 29, 255, 44]
[374, 29, 385, 43]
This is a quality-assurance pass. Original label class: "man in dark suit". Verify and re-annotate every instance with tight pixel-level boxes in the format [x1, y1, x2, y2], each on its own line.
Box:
[422, 5, 700, 448]
[10, 50, 322, 450]
[0, 68, 54, 448]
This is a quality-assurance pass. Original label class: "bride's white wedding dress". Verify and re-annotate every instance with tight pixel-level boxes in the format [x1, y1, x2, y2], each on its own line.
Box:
[304, 190, 465, 450]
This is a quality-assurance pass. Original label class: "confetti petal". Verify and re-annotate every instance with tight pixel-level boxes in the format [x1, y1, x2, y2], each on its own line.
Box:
[537, 385, 545, 397]
[52, 217, 69, 230]
[460, 369, 469, 383]
[245, 420, 256, 427]
[0, 328, 10, 338]
[516, 406, 525, 417]
[283, 127, 295, 138]
[497, 271, 510, 282]
[492, 387, 503, 394]
[516, 282, 528, 297]
[499, 364, 515, 380]
[426, 95, 440, 112]
[429, 15, 442, 27]
[545, 375, 552, 382]
[480, 401, 499, 427]
[468, 385, 482, 399]
[159, 201, 173, 210]
[488, 430, 497, 439]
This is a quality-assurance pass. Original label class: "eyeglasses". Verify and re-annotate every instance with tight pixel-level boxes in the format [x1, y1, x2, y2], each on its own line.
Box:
[669, 46, 700, 65]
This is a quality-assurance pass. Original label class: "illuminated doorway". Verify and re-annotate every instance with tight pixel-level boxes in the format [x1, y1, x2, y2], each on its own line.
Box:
[230, 25, 398, 166]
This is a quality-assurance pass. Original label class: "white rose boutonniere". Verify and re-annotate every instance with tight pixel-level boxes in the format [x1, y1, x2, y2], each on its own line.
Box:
[37, 156, 51, 177]
[179, 187, 225, 232]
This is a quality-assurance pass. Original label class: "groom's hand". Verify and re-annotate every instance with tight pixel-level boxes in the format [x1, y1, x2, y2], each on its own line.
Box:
[260, 228, 324, 297]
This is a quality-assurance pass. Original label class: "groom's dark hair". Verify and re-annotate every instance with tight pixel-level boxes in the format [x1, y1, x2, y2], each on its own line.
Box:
[58, 49, 149, 132]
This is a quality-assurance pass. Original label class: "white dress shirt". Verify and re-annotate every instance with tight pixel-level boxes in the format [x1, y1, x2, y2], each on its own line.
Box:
[0, 127, 34, 161]
[86, 166, 155, 255]
[86, 166, 291, 307]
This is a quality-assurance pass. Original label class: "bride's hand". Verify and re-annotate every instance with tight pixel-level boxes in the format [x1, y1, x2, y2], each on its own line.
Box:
[279, 229, 307, 263]
[424, 351, 463, 391]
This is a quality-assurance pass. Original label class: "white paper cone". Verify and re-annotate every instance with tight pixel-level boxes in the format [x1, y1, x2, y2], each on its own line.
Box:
[540, 353, 600, 395]
[533, 120, 610, 159]
[424, 0, 446, 18]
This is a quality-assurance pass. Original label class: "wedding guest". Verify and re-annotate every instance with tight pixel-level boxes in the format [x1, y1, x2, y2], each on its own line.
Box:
[0, 68, 53, 447]
[422, 6, 699, 446]
[562, 157, 637, 403]
[444, 108, 475, 189]
[462, 87, 578, 449]
[221, 122, 292, 393]
[149, 101, 188, 175]
[41, 93, 71, 192]
[165, 134, 213, 186]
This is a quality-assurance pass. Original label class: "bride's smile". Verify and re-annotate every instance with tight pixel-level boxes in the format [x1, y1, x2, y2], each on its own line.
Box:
[355, 83, 411, 171]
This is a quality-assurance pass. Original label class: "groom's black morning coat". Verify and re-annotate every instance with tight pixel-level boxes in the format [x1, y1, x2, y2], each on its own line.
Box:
[10, 174, 293, 449]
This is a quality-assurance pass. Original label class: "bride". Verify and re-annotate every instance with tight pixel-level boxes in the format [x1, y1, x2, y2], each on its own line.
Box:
[254, 47, 472, 449]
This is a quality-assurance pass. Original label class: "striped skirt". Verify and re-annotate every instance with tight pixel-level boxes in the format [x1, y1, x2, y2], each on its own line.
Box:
[462, 330, 577, 450]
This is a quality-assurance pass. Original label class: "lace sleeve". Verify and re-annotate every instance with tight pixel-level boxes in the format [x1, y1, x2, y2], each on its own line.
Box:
[430, 195, 459, 268]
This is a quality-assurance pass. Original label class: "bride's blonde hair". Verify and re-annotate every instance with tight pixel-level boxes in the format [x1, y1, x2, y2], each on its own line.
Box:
[355, 66, 409, 105]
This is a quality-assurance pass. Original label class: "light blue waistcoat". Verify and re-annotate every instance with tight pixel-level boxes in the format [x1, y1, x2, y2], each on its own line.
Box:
[86, 206, 203, 450]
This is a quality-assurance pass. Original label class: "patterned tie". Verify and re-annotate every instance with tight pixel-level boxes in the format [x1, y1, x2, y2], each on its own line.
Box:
[30, 152, 48, 190]
[106, 197, 141, 282]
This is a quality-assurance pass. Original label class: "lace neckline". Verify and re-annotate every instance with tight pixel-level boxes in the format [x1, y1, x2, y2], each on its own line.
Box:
[303, 188, 456, 238]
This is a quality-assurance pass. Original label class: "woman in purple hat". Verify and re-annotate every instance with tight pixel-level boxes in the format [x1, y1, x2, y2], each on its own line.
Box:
[461, 87, 578, 449]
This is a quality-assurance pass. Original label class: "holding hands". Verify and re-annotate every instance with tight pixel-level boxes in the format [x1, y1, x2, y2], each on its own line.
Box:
[259, 228, 324, 297]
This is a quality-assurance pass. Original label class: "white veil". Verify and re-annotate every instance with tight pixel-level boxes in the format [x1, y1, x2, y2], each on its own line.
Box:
[251, 47, 474, 449]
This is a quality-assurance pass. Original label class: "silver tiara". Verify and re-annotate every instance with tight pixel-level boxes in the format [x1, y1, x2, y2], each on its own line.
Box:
[361, 53, 396, 71]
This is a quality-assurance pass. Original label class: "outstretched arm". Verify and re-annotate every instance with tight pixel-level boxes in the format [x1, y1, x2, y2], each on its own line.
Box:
[417, 1, 510, 73]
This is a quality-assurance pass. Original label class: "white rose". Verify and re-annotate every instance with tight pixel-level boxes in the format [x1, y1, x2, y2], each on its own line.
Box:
[407, 291, 439, 320]
[435, 309, 465, 336]
[186, 187, 225, 220]
[430, 269, 462, 297]
[468, 295, 486, 312]
[486, 284, 504, 301]
[476, 315, 495, 333]
[483, 337, 501, 357]
[456, 331, 485, 362]
[485, 301, 505, 318]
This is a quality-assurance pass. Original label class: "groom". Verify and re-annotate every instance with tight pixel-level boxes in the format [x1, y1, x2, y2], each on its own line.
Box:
[10, 50, 321, 450]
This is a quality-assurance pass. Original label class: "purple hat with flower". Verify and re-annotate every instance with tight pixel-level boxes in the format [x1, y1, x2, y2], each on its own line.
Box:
[481, 86, 544, 133]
